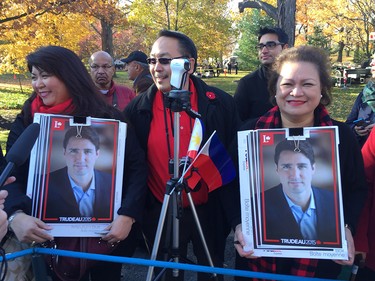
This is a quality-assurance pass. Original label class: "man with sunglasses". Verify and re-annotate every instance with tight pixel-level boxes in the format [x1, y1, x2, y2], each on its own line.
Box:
[125, 29, 240, 280]
[234, 26, 289, 121]
[89, 51, 135, 111]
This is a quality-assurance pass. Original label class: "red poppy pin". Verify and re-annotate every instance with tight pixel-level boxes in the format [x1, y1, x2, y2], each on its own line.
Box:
[206, 91, 216, 99]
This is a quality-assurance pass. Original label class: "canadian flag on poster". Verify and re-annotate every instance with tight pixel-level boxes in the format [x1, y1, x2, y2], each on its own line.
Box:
[370, 32, 375, 41]
[182, 131, 236, 192]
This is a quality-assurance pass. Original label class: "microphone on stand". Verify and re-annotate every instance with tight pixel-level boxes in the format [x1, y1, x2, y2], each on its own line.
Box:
[0, 123, 40, 188]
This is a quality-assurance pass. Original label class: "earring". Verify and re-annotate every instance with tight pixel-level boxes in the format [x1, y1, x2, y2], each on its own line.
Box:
[320, 94, 323, 98]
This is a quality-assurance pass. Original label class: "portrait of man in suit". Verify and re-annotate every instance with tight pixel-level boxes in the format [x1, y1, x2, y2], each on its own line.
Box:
[263, 139, 337, 243]
[45, 126, 113, 220]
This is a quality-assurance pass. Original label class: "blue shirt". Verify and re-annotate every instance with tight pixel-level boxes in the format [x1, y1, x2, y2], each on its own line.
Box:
[69, 175, 96, 217]
[284, 190, 317, 240]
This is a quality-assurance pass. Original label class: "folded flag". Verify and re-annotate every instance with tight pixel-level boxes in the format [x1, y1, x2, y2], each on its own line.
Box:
[187, 118, 203, 159]
[183, 131, 236, 192]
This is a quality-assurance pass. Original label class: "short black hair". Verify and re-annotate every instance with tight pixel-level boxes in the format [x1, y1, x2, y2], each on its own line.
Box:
[63, 127, 100, 151]
[274, 139, 315, 166]
[258, 27, 289, 45]
[158, 29, 198, 71]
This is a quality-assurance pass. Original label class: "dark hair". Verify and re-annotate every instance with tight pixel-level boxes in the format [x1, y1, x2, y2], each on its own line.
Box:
[258, 27, 289, 45]
[63, 126, 100, 151]
[26, 45, 115, 118]
[268, 45, 332, 106]
[157, 30, 198, 72]
[274, 139, 315, 166]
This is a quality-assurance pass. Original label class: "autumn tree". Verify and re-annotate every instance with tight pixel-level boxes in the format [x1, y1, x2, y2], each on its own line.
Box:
[238, 0, 296, 46]
[235, 9, 275, 71]
[127, 0, 237, 63]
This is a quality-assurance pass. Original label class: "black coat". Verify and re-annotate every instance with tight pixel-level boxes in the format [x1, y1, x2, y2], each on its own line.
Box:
[124, 75, 241, 258]
[234, 65, 274, 122]
[45, 167, 112, 219]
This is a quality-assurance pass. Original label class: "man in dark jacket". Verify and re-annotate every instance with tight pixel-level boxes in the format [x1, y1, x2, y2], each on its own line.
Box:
[122, 51, 154, 95]
[124, 29, 240, 281]
[234, 27, 289, 121]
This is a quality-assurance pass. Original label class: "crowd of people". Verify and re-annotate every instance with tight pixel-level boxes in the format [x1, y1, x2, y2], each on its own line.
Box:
[0, 26, 374, 281]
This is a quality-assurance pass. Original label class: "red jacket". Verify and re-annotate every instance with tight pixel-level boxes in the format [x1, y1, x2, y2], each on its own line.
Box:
[102, 81, 135, 111]
[355, 129, 375, 270]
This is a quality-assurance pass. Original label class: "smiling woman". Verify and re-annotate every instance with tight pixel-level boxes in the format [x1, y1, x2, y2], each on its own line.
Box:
[233, 46, 368, 280]
[2, 45, 147, 281]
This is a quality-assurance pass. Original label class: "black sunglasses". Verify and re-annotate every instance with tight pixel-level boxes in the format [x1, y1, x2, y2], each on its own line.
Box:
[256, 41, 284, 50]
[147, 56, 187, 65]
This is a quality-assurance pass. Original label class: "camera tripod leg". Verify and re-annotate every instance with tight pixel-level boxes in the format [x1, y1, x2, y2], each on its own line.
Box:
[186, 192, 218, 279]
[146, 193, 172, 281]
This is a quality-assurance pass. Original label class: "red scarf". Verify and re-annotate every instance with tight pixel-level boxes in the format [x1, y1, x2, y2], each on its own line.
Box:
[30, 95, 75, 117]
[255, 104, 333, 129]
[248, 104, 333, 280]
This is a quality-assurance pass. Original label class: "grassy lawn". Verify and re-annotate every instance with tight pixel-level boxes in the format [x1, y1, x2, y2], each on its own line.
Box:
[0, 71, 362, 151]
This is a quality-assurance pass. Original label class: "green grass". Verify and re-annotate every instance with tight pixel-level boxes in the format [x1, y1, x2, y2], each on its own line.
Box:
[0, 72, 362, 150]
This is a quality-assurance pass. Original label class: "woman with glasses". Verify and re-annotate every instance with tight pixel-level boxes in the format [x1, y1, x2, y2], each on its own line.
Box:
[4, 45, 147, 281]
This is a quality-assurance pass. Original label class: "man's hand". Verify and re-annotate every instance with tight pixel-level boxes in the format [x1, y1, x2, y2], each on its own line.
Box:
[102, 215, 134, 244]
[4, 176, 15, 186]
[334, 227, 355, 265]
[355, 123, 375, 137]
[0, 190, 8, 210]
[11, 212, 53, 243]
[0, 210, 8, 240]
[234, 224, 257, 259]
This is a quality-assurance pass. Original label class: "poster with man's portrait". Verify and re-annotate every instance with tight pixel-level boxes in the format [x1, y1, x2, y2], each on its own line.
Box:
[27, 113, 126, 237]
[237, 127, 347, 260]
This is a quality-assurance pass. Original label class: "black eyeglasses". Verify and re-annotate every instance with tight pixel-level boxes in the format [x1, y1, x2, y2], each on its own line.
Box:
[256, 41, 284, 51]
[147, 56, 187, 65]
[90, 64, 113, 70]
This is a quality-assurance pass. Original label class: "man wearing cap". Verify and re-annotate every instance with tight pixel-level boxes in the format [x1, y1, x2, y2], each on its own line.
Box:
[89, 51, 135, 111]
[122, 51, 154, 95]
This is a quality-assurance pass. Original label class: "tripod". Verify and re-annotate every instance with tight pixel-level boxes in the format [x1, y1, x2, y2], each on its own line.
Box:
[146, 89, 217, 281]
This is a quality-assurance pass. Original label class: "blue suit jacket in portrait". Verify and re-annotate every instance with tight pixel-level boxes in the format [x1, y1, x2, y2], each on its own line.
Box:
[44, 167, 113, 220]
[263, 184, 337, 243]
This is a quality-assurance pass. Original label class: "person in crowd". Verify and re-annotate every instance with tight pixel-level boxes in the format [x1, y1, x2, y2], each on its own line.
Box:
[264, 139, 336, 242]
[227, 61, 232, 74]
[232, 46, 367, 280]
[0, 191, 7, 241]
[353, 119, 375, 280]
[124, 29, 240, 280]
[345, 54, 375, 147]
[0, 151, 18, 241]
[234, 61, 239, 75]
[45, 127, 112, 218]
[89, 50, 135, 111]
[234, 27, 289, 121]
[122, 51, 154, 95]
[4, 45, 147, 281]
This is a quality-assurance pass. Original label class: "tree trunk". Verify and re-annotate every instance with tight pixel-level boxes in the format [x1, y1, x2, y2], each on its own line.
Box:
[238, 0, 296, 46]
[337, 41, 345, 62]
[101, 19, 114, 57]
[277, 0, 296, 46]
